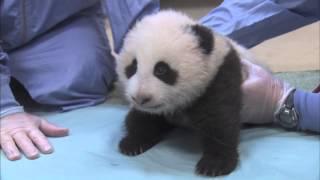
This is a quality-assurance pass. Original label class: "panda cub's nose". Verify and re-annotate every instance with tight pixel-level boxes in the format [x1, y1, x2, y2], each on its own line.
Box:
[131, 95, 152, 105]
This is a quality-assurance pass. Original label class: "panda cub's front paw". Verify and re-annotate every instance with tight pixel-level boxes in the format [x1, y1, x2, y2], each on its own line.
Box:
[196, 154, 238, 177]
[119, 136, 157, 156]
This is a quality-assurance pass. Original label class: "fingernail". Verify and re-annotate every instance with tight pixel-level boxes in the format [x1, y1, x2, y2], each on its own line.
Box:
[62, 130, 69, 136]
[8, 152, 21, 161]
[43, 146, 53, 154]
[28, 152, 40, 160]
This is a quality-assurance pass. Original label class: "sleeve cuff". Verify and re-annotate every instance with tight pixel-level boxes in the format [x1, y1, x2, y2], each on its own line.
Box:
[0, 106, 25, 118]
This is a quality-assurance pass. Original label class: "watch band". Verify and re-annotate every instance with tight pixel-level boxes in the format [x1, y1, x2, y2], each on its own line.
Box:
[275, 89, 299, 129]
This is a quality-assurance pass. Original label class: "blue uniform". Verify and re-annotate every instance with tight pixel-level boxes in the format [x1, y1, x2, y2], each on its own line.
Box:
[0, 0, 159, 117]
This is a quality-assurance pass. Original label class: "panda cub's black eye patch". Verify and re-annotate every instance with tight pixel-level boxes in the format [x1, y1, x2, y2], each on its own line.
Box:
[154, 61, 178, 85]
[125, 59, 137, 79]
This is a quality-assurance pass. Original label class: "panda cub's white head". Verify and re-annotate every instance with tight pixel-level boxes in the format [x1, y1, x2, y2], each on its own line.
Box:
[117, 10, 232, 114]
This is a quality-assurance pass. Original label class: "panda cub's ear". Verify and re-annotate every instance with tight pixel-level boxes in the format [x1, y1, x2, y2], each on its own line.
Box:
[190, 24, 214, 55]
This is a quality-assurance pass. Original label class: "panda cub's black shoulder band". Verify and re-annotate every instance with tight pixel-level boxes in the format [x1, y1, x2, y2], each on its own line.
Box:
[190, 24, 214, 55]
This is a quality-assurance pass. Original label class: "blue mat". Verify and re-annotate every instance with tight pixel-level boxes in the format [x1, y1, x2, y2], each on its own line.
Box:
[1, 103, 319, 180]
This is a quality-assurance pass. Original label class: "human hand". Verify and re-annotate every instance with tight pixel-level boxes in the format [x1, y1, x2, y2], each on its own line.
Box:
[240, 59, 295, 124]
[0, 112, 69, 160]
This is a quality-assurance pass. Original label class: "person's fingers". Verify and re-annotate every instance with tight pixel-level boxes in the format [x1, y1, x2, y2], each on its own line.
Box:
[0, 135, 21, 161]
[13, 132, 39, 159]
[28, 130, 53, 154]
[40, 120, 69, 137]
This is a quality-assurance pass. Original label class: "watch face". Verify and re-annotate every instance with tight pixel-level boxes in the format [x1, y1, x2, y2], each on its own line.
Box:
[278, 107, 298, 129]
[276, 89, 298, 129]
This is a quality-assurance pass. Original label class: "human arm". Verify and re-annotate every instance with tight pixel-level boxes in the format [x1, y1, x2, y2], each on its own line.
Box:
[0, 47, 69, 160]
[240, 59, 320, 133]
[200, 0, 319, 48]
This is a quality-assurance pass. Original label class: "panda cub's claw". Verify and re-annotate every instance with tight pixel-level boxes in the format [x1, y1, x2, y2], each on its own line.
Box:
[119, 136, 157, 156]
[196, 154, 238, 177]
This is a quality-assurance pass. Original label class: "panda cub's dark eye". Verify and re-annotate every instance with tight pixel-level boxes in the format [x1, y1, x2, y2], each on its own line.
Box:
[153, 61, 178, 86]
[154, 63, 168, 76]
[125, 59, 137, 79]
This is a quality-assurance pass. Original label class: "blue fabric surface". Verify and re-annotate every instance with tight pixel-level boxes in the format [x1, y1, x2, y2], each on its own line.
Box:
[1, 104, 319, 180]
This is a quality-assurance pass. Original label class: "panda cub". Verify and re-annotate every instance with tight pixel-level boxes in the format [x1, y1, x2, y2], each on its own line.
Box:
[116, 10, 243, 177]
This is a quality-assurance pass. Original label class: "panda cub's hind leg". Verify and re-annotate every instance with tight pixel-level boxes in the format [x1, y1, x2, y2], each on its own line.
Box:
[119, 109, 174, 156]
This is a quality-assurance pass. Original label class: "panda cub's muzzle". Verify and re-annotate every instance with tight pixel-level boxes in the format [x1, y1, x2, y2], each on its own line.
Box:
[130, 94, 163, 110]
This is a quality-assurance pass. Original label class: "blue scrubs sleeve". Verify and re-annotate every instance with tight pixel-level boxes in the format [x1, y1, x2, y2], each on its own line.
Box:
[0, 47, 24, 118]
[294, 89, 320, 133]
[200, 0, 319, 48]
[103, 0, 159, 53]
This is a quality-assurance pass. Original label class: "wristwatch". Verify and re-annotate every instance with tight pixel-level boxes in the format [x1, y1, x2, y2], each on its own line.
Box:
[275, 89, 299, 130]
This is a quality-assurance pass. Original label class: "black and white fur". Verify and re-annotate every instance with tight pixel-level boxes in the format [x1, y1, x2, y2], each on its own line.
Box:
[116, 10, 243, 177]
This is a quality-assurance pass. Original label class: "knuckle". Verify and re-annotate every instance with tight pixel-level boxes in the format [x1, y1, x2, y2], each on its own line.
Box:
[28, 131, 45, 142]
[1, 141, 12, 147]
